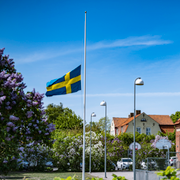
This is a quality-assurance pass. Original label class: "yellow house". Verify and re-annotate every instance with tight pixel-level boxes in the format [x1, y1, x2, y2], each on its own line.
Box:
[110, 110, 175, 136]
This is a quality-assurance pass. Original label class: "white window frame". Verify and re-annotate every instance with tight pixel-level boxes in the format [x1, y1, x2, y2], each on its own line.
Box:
[146, 127, 151, 135]
[136, 127, 141, 134]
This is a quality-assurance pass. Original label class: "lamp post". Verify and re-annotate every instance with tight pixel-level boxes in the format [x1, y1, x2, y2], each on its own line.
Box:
[133, 77, 144, 180]
[89, 112, 96, 173]
[100, 100, 107, 178]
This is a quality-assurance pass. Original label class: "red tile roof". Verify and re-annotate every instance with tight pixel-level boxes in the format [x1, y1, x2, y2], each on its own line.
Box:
[148, 115, 174, 125]
[113, 117, 128, 127]
[113, 114, 174, 127]
[121, 114, 141, 126]
[160, 126, 175, 133]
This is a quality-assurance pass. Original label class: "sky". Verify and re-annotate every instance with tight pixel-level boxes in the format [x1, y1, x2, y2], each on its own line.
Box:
[1, 0, 180, 124]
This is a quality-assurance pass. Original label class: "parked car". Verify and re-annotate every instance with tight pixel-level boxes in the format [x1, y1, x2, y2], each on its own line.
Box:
[169, 156, 176, 166]
[117, 158, 133, 170]
[140, 159, 158, 170]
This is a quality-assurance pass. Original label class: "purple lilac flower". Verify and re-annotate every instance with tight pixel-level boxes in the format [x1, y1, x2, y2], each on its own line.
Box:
[13, 126, 18, 131]
[5, 137, 11, 141]
[44, 133, 49, 135]
[7, 122, 15, 127]
[18, 147, 24, 152]
[6, 106, 12, 110]
[26, 111, 33, 118]
[32, 101, 38, 106]
[6, 127, 11, 132]
[3, 160, 8, 163]
[9, 115, 19, 121]
[0, 96, 6, 101]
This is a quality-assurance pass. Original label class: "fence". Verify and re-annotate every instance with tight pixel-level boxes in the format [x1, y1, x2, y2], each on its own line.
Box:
[136, 169, 164, 180]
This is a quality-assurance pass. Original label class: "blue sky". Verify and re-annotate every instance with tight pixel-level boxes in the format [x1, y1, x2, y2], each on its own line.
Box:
[1, 0, 180, 124]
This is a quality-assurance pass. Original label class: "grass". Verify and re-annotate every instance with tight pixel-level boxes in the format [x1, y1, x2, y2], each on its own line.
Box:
[0, 171, 95, 180]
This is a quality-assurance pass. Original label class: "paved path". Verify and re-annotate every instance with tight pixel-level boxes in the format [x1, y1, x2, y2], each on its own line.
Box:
[89, 171, 133, 180]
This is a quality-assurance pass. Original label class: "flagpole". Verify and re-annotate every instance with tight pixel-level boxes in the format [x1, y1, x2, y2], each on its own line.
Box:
[82, 11, 87, 180]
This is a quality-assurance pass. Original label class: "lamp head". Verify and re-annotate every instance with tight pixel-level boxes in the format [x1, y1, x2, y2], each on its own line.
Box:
[100, 100, 106, 106]
[135, 77, 144, 85]
[91, 112, 96, 117]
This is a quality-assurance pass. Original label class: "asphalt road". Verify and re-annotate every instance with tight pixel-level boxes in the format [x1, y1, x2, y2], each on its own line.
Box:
[89, 171, 133, 180]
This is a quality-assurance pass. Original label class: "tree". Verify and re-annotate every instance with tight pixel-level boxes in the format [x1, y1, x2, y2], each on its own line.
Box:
[97, 117, 111, 132]
[85, 121, 102, 133]
[0, 48, 55, 174]
[170, 111, 180, 123]
[45, 103, 83, 130]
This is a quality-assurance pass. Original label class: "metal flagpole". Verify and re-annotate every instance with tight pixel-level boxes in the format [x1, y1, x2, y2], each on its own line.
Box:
[82, 11, 87, 180]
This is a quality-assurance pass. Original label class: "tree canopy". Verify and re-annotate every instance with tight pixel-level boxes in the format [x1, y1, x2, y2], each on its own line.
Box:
[86, 117, 111, 133]
[170, 111, 180, 123]
[45, 103, 83, 130]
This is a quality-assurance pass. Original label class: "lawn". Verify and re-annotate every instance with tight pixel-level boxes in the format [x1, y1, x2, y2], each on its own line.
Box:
[0, 172, 95, 180]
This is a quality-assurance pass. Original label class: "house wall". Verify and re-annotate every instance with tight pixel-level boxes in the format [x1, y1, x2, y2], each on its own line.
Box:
[176, 124, 180, 161]
[126, 113, 161, 135]
[110, 120, 115, 136]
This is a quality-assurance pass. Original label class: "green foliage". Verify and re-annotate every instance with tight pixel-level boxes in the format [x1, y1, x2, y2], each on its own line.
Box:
[170, 111, 180, 123]
[90, 178, 103, 180]
[112, 174, 128, 180]
[156, 166, 180, 180]
[85, 121, 102, 134]
[98, 117, 111, 132]
[158, 130, 176, 143]
[46, 103, 83, 130]
[53, 175, 78, 180]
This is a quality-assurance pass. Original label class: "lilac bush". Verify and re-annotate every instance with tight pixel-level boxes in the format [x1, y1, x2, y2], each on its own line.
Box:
[53, 131, 104, 172]
[0, 48, 55, 174]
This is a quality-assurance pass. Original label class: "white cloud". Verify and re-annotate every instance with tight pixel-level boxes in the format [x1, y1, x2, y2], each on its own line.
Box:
[50, 92, 180, 98]
[15, 35, 172, 64]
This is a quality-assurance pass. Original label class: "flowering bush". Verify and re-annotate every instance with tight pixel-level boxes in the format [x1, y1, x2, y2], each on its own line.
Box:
[19, 142, 54, 171]
[151, 135, 174, 149]
[53, 131, 104, 172]
[106, 137, 127, 163]
[0, 48, 55, 174]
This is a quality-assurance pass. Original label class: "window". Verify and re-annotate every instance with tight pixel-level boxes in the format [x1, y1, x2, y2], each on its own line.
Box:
[146, 127, 151, 135]
[115, 128, 118, 135]
[121, 126, 123, 133]
[141, 118, 146, 122]
[136, 127, 141, 134]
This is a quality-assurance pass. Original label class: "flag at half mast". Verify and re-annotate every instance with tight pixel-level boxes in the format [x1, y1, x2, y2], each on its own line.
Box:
[46, 65, 81, 97]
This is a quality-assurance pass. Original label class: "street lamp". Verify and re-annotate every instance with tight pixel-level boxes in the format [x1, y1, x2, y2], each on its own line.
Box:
[100, 100, 107, 178]
[133, 77, 144, 180]
[89, 112, 96, 173]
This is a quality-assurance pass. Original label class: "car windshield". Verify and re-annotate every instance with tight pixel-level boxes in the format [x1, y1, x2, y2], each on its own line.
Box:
[122, 159, 132, 162]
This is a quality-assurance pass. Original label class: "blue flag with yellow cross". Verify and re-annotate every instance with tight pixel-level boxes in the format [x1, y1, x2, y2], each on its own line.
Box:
[46, 65, 81, 97]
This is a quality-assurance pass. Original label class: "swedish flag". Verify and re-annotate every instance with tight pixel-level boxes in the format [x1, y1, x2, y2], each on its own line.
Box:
[46, 65, 81, 97]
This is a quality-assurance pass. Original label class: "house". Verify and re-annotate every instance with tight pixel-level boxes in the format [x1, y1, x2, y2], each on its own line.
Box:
[175, 119, 180, 168]
[110, 110, 175, 136]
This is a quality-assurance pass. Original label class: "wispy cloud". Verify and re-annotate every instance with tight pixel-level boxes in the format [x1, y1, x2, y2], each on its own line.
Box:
[87, 92, 180, 97]
[52, 92, 180, 98]
[16, 35, 172, 64]
[88, 35, 172, 50]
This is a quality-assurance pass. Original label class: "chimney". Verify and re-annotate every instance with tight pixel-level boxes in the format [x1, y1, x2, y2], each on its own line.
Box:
[136, 110, 141, 115]
[129, 113, 134, 118]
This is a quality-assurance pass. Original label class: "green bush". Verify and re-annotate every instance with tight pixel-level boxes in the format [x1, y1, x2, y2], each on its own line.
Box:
[156, 166, 180, 180]
[112, 174, 128, 180]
